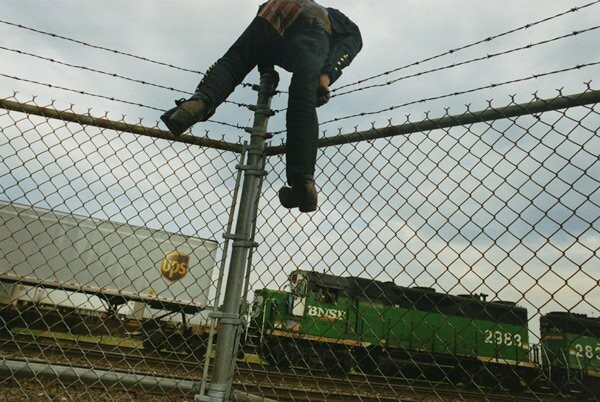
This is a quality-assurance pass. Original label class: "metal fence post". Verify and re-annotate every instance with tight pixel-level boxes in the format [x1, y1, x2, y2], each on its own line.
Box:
[198, 71, 279, 402]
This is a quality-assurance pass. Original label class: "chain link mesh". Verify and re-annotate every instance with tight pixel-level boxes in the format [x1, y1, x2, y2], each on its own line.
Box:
[1, 87, 599, 401]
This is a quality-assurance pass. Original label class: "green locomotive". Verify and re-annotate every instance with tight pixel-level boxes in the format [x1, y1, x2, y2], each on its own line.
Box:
[540, 312, 600, 391]
[248, 269, 533, 387]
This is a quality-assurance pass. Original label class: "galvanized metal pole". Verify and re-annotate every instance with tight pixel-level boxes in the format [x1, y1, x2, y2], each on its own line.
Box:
[199, 143, 249, 398]
[199, 71, 279, 402]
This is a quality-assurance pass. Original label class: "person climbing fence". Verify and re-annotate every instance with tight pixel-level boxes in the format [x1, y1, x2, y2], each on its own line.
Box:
[161, 0, 362, 213]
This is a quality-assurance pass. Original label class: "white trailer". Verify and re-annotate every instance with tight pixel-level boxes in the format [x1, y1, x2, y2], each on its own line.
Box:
[0, 200, 218, 326]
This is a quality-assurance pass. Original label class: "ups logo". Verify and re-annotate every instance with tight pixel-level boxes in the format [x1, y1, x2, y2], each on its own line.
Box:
[160, 251, 190, 282]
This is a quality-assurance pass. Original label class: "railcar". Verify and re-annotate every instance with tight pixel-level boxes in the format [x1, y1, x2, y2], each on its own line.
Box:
[0, 200, 218, 356]
[248, 269, 534, 389]
[539, 312, 600, 396]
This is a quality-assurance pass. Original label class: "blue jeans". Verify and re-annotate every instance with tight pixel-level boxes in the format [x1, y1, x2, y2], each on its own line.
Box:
[192, 15, 330, 184]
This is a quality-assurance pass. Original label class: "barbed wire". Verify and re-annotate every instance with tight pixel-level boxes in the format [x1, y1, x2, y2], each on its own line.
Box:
[0, 19, 204, 76]
[332, 26, 600, 99]
[0, 72, 250, 134]
[275, 61, 598, 131]
[333, 0, 600, 93]
[270, 24, 600, 115]
[0, 73, 165, 112]
[0, 45, 252, 110]
[2, 4, 597, 134]
[0, 18, 266, 92]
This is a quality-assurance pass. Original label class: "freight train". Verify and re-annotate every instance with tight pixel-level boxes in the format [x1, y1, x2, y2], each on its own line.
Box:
[246, 269, 600, 396]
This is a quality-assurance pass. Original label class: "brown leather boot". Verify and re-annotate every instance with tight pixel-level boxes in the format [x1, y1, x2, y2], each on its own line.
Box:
[161, 99, 208, 136]
[278, 179, 318, 213]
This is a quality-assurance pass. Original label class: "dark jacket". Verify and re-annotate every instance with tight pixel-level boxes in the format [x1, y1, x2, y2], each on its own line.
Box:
[322, 8, 362, 84]
[258, 2, 362, 85]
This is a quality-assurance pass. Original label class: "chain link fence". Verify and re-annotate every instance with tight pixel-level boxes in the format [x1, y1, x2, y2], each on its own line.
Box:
[1, 85, 599, 401]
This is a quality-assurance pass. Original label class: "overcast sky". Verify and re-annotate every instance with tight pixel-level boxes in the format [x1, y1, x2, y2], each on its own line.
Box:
[1, 0, 599, 138]
[1, 1, 599, 327]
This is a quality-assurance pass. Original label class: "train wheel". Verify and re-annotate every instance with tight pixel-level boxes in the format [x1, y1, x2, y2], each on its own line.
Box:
[447, 360, 479, 386]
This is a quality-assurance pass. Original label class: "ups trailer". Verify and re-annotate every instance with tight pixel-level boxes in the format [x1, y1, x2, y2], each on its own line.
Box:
[0, 200, 218, 355]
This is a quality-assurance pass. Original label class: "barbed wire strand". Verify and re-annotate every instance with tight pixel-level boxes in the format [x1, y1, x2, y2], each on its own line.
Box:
[0, 19, 204, 76]
[0, 45, 253, 110]
[270, 61, 599, 133]
[0, 72, 249, 133]
[333, 0, 600, 93]
[333, 25, 600, 98]
[0, 18, 267, 91]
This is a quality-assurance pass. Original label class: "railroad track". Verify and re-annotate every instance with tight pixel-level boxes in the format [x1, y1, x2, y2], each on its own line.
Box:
[1, 334, 578, 402]
[1, 332, 203, 373]
[234, 363, 564, 402]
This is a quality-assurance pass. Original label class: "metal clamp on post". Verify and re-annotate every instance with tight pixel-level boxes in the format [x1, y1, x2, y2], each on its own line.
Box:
[195, 383, 228, 402]
[252, 82, 279, 97]
[247, 104, 275, 117]
[223, 233, 259, 248]
[208, 311, 242, 326]
[234, 164, 267, 177]
[244, 126, 272, 139]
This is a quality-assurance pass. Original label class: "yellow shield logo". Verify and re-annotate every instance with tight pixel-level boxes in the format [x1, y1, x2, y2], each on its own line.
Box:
[160, 251, 190, 282]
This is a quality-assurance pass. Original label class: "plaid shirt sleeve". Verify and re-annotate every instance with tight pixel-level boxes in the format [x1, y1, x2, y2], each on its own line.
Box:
[258, 0, 303, 35]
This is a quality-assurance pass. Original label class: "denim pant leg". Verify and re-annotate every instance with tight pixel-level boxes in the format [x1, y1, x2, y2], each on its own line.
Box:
[192, 17, 281, 109]
[279, 22, 330, 184]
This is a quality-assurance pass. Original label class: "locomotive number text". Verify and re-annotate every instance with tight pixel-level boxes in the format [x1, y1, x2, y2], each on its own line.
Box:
[573, 343, 600, 360]
[483, 330, 523, 347]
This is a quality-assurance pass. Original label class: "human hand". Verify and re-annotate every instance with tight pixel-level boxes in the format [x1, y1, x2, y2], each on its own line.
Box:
[317, 73, 331, 107]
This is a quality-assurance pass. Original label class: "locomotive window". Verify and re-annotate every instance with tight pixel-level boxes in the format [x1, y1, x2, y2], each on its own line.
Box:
[291, 278, 307, 296]
[320, 288, 338, 304]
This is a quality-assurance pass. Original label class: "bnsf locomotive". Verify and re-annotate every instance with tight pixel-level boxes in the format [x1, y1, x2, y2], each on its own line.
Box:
[248, 270, 599, 396]
[540, 312, 600, 393]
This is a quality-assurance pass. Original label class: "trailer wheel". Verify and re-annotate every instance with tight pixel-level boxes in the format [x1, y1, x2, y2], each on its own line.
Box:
[188, 335, 208, 358]
[143, 333, 165, 352]
[142, 321, 166, 353]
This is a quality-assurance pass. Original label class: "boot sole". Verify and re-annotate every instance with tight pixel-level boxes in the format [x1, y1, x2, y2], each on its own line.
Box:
[160, 114, 185, 136]
[279, 187, 317, 212]
[299, 202, 317, 213]
[278, 187, 299, 209]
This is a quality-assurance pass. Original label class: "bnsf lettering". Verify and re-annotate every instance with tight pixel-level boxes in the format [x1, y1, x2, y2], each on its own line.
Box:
[306, 306, 346, 320]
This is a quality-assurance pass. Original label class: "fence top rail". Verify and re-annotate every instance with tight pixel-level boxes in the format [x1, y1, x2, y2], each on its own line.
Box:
[266, 88, 600, 155]
[0, 97, 243, 153]
[2, 89, 598, 156]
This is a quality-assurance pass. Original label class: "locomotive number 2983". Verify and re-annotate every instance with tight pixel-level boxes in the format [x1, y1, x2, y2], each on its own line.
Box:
[483, 330, 523, 347]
